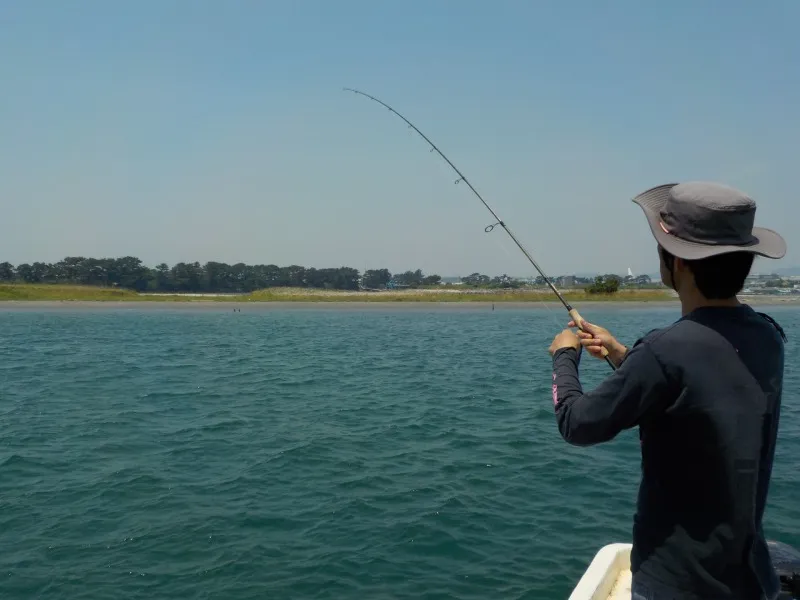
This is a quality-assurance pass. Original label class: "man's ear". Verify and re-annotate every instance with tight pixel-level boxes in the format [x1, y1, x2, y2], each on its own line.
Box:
[673, 257, 696, 289]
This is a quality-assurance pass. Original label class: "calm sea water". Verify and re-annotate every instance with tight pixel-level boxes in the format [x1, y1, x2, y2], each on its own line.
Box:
[1, 304, 798, 600]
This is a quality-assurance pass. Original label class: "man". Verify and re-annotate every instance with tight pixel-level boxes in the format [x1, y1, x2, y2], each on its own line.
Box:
[548, 182, 788, 600]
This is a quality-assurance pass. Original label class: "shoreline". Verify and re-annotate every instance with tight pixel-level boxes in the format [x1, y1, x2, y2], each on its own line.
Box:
[0, 284, 677, 304]
[2, 284, 798, 310]
[0, 297, 797, 311]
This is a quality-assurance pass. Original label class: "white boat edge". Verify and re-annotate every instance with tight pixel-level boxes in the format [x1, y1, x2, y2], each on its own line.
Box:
[569, 543, 633, 600]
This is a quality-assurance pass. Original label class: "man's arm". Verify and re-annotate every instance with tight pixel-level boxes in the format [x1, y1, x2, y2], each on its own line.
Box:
[551, 340, 671, 446]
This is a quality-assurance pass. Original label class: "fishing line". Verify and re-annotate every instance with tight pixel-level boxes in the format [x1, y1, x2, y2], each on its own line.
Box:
[345, 87, 616, 371]
[485, 233, 564, 330]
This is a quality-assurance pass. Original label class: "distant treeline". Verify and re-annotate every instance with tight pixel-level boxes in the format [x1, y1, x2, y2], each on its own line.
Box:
[0, 257, 443, 292]
[0, 257, 654, 293]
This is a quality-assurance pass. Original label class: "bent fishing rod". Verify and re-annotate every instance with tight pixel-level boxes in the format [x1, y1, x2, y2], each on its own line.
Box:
[344, 87, 616, 371]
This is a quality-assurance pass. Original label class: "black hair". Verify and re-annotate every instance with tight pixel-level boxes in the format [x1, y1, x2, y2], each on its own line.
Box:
[659, 247, 754, 299]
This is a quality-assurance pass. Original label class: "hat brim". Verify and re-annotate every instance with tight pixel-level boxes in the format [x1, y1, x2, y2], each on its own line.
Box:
[632, 183, 787, 260]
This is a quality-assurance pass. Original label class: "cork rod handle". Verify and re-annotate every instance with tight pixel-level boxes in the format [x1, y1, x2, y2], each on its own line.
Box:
[568, 307, 611, 360]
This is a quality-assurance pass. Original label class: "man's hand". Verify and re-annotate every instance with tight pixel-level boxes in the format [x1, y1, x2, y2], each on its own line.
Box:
[549, 328, 581, 356]
[568, 319, 628, 367]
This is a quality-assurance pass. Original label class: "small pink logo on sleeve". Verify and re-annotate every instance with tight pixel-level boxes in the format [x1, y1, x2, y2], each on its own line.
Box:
[552, 373, 558, 405]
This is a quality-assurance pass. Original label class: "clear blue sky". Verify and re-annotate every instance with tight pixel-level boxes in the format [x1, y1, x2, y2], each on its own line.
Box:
[2, 0, 798, 277]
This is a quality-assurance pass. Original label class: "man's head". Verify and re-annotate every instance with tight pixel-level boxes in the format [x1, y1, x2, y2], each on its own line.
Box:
[657, 246, 754, 299]
[633, 181, 786, 302]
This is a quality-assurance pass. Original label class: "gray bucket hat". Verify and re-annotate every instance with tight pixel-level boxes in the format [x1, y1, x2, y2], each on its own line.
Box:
[632, 181, 786, 260]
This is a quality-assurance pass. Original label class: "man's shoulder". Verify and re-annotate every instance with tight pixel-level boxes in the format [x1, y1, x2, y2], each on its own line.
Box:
[618, 323, 687, 373]
[627, 320, 725, 367]
[751, 310, 788, 343]
[631, 307, 786, 358]
[632, 320, 693, 349]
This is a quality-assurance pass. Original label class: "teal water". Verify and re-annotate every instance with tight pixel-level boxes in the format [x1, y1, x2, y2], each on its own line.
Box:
[1, 304, 798, 599]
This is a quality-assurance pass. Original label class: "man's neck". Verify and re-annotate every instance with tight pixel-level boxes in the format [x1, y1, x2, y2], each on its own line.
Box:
[680, 293, 742, 316]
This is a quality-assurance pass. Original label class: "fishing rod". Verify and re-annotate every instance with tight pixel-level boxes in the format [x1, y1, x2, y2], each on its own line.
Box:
[344, 87, 616, 371]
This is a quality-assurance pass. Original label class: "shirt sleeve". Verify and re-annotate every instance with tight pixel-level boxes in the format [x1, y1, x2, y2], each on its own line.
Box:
[550, 340, 671, 446]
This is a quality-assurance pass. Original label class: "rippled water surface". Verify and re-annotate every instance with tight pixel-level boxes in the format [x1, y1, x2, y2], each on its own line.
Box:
[1, 304, 798, 599]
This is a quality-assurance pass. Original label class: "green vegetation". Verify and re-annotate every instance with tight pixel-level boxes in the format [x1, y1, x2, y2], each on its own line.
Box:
[763, 278, 791, 288]
[0, 284, 141, 301]
[0, 257, 364, 292]
[0, 255, 674, 302]
[0, 256, 661, 294]
[585, 275, 621, 295]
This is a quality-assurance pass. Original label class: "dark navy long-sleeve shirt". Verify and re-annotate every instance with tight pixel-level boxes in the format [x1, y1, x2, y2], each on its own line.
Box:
[551, 305, 786, 600]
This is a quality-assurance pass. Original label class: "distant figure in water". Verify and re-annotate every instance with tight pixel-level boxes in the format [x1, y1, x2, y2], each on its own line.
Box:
[492, 303, 495, 311]
[548, 182, 787, 600]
